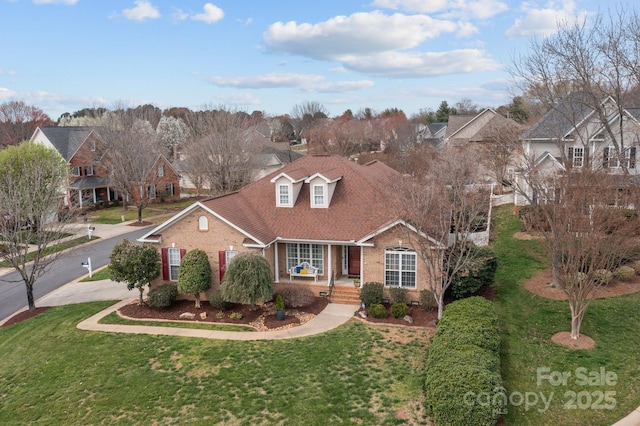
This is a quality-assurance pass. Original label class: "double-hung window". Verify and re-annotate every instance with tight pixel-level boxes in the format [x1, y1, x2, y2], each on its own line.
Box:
[384, 247, 416, 288]
[148, 185, 157, 199]
[313, 185, 324, 207]
[286, 243, 323, 274]
[168, 247, 181, 281]
[568, 146, 584, 167]
[278, 184, 290, 206]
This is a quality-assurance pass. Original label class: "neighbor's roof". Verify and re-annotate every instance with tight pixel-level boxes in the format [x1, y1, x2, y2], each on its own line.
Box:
[34, 126, 96, 161]
[522, 92, 598, 140]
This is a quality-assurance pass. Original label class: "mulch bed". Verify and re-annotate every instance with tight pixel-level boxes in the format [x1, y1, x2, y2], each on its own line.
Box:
[118, 297, 330, 331]
[1, 307, 52, 327]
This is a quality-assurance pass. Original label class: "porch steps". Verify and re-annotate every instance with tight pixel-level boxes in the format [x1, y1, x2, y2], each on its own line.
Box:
[330, 285, 361, 305]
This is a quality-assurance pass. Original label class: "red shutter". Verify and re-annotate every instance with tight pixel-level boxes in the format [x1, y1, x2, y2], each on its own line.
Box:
[161, 248, 169, 281]
[218, 250, 226, 282]
[180, 248, 186, 259]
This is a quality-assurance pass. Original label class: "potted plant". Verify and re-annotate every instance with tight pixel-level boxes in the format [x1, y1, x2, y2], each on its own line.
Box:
[353, 278, 360, 288]
[275, 294, 285, 320]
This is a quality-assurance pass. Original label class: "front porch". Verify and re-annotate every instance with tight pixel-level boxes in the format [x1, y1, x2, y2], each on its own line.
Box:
[274, 276, 362, 305]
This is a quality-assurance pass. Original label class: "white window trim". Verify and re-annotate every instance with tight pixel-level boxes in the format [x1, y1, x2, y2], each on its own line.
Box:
[570, 146, 584, 168]
[278, 184, 291, 206]
[165, 182, 174, 196]
[157, 165, 165, 177]
[71, 166, 81, 177]
[384, 247, 417, 289]
[148, 185, 157, 199]
[312, 184, 325, 207]
[84, 165, 94, 176]
[198, 215, 208, 231]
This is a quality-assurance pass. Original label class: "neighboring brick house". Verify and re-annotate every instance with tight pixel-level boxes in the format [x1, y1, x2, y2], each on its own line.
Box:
[31, 126, 112, 207]
[30, 126, 181, 207]
[139, 155, 435, 303]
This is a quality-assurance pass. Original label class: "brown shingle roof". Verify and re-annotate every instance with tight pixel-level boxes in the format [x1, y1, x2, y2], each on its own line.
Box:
[200, 155, 401, 245]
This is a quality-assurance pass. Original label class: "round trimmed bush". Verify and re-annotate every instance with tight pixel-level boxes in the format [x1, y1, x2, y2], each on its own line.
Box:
[359, 282, 383, 306]
[369, 303, 387, 318]
[614, 265, 635, 281]
[390, 302, 409, 319]
[389, 287, 408, 304]
[147, 283, 178, 308]
[594, 269, 613, 285]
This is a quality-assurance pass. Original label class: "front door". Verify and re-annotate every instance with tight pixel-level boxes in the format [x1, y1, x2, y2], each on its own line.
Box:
[348, 246, 361, 276]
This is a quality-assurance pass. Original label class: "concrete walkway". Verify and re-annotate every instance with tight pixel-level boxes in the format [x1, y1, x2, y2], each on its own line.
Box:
[4, 277, 358, 340]
[77, 296, 358, 340]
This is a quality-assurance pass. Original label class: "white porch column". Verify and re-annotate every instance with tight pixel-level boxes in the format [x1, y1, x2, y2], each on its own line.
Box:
[92, 188, 97, 203]
[327, 244, 332, 286]
[107, 186, 112, 202]
[359, 246, 364, 286]
[274, 241, 279, 283]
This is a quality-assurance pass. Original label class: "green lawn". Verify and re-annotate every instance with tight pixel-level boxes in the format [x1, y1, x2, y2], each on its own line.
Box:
[88, 199, 197, 224]
[492, 206, 640, 425]
[1, 205, 638, 425]
[99, 311, 256, 332]
[0, 302, 431, 425]
[79, 266, 111, 282]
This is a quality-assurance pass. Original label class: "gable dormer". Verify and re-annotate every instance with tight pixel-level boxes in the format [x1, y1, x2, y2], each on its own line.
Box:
[304, 168, 342, 208]
[270, 168, 308, 207]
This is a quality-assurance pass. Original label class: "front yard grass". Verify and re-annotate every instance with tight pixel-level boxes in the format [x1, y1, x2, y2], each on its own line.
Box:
[492, 206, 640, 425]
[0, 302, 432, 425]
[88, 198, 197, 224]
[99, 311, 256, 332]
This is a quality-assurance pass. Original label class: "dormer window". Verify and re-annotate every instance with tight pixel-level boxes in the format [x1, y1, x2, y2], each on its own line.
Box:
[313, 185, 325, 207]
[305, 169, 342, 209]
[271, 169, 307, 207]
[279, 184, 290, 205]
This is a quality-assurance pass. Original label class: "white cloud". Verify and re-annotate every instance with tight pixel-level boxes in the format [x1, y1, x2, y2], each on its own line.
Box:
[309, 80, 374, 93]
[505, 0, 588, 38]
[264, 11, 462, 60]
[0, 87, 17, 100]
[172, 8, 189, 22]
[263, 11, 499, 79]
[0, 68, 18, 76]
[342, 49, 500, 78]
[209, 73, 374, 94]
[122, 1, 160, 22]
[209, 73, 325, 89]
[371, 0, 509, 20]
[33, 0, 78, 4]
[192, 3, 224, 24]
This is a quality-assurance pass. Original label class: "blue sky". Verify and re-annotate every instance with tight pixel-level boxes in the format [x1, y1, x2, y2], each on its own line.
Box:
[0, 0, 631, 121]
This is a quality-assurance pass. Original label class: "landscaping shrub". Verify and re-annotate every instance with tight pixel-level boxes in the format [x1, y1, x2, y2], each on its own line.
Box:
[389, 287, 407, 304]
[632, 260, 640, 274]
[594, 269, 613, 286]
[448, 246, 497, 299]
[390, 302, 409, 319]
[177, 249, 212, 308]
[424, 297, 503, 426]
[369, 303, 387, 318]
[209, 289, 233, 310]
[419, 289, 435, 311]
[229, 312, 243, 320]
[614, 265, 635, 281]
[359, 282, 383, 306]
[278, 286, 315, 308]
[146, 283, 178, 309]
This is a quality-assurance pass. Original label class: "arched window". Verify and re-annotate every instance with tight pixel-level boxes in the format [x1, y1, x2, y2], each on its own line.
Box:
[198, 215, 208, 231]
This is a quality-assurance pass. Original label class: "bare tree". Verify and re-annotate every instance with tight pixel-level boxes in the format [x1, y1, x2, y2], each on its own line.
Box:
[0, 143, 74, 311]
[397, 148, 491, 319]
[290, 101, 329, 141]
[479, 120, 525, 192]
[0, 101, 54, 148]
[97, 108, 165, 222]
[182, 107, 260, 195]
[518, 168, 639, 339]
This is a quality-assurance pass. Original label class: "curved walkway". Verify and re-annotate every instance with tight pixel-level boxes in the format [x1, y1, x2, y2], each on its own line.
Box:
[77, 299, 358, 340]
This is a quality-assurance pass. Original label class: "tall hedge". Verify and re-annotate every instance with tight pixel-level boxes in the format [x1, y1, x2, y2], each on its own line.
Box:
[448, 246, 497, 299]
[424, 297, 504, 426]
[177, 249, 212, 308]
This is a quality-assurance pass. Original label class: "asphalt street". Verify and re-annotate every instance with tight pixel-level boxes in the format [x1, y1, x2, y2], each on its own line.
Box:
[0, 226, 151, 321]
